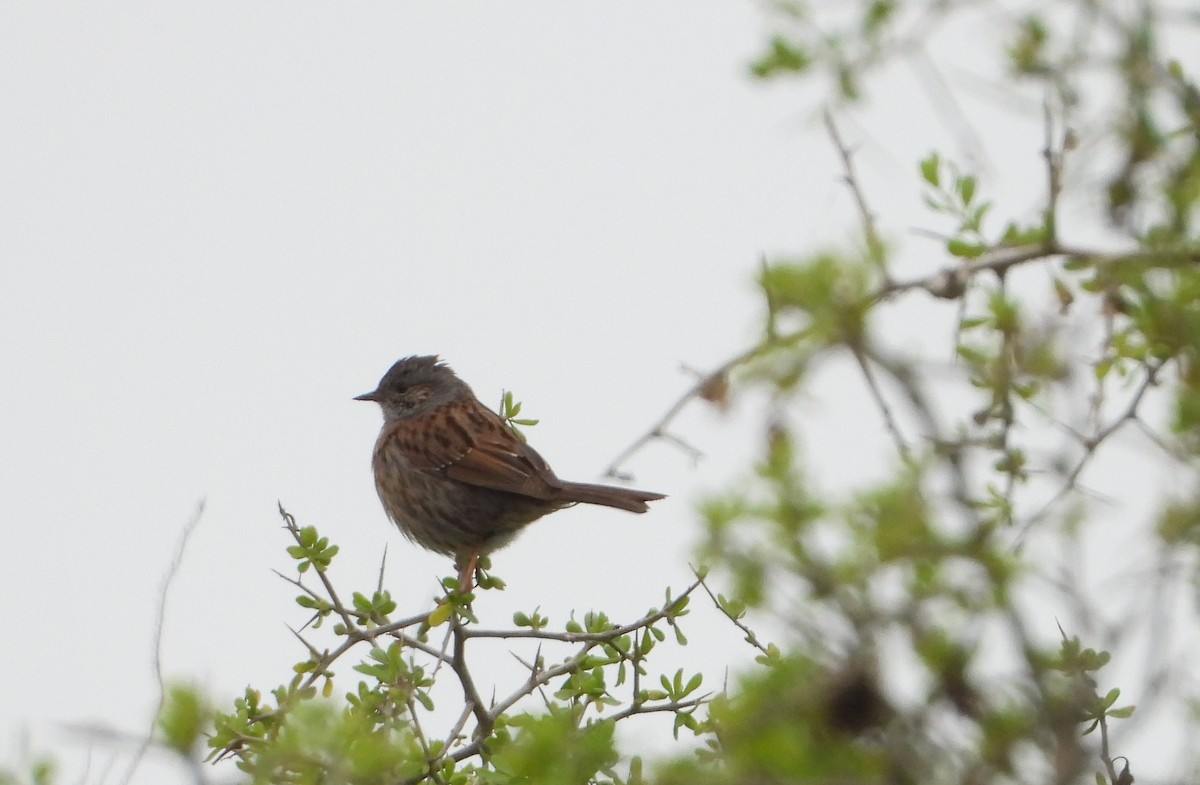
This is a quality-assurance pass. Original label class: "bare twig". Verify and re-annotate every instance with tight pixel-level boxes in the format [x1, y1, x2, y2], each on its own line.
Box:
[850, 346, 913, 463]
[122, 499, 206, 785]
[881, 242, 1200, 302]
[441, 703, 475, 756]
[603, 347, 765, 480]
[450, 615, 493, 737]
[1042, 96, 1065, 244]
[824, 110, 889, 283]
[1098, 713, 1121, 784]
[1017, 360, 1163, 543]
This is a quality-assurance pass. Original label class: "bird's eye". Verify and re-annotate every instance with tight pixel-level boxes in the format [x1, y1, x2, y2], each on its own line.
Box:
[405, 385, 431, 404]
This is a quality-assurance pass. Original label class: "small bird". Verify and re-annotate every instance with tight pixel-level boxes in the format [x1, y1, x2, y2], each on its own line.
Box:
[356, 355, 665, 588]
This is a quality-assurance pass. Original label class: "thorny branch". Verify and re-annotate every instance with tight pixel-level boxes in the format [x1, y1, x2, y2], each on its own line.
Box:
[594, 102, 1190, 779]
[605, 108, 1194, 535]
[280, 505, 358, 634]
[241, 530, 736, 782]
[602, 343, 767, 481]
[695, 572, 774, 658]
[1017, 358, 1165, 543]
[450, 614, 492, 737]
[465, 579, 702, 643]
[875, 240, 1200, 304]
[824, 110, 890, 284]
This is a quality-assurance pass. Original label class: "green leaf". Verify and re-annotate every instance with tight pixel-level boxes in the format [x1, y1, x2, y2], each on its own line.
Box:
[957, 174, 977, 206]
[920, 152, 941, 187]
[158, 684, 210, 755]
[968, 202, 991, 231]
[862, 0, 896, 35]
[754, 642, 781, 665]
[956, 344, 989, 365]
[750, 36, 812, 78]
[717, 593, 746, 619]
[427, 601, 453, 628]
[947, 238, 986, 258]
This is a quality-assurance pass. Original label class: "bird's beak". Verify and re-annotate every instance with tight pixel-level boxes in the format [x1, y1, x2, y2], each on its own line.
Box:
[354, 391, 378, 402]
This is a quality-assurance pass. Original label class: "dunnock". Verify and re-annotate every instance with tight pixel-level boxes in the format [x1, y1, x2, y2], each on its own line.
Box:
[356, 355, 664, 587]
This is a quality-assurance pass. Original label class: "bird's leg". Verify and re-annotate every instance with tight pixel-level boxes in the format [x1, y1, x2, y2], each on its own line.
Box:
[455, 550, 480, 593]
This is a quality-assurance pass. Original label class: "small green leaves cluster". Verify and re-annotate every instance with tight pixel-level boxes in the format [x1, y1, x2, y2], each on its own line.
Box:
[749, 36, 811, 79]
[689, 408, 1136, 782]
[208, 686, 284, 762]
[486, 708, 624, 785]
[286, 525, 339, 574]
[640, 669, 704, 708]
[231, 699, 426, 785]
[957, 291, 1066, 432]
[694, 9, 1200, 774]
[498, 390, 539, 442]
[351, 590, 397, 628]
[746, 0, 899, 100]
[919, 151, 1060, 260]
[545, 594, 703, 731]
[159, 683, 212, 756]
[758, 252, 872, 352]
[351, 642, 435, 714]
[1048, 630, 1136, 734]
[920, 152, 994, 260]
[188, 505, 751, 785]
[658, 654, 891, 785]
[1007, 14, 1052, 76]
[512, 608, 549, 630]
[999, 7, 1200, 234]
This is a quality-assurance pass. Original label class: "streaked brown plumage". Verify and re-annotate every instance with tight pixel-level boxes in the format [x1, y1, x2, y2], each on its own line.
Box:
[356, 355, 664, 585]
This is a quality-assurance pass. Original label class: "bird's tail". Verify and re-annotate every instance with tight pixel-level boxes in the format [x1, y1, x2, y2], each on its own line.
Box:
[556, 481, 665, 513]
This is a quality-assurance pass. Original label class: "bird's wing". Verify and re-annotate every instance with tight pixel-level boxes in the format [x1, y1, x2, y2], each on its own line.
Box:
[399, 401, 562, 499]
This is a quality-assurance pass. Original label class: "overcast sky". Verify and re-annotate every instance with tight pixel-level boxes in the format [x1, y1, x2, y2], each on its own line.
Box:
[3, 4, 1194, 783]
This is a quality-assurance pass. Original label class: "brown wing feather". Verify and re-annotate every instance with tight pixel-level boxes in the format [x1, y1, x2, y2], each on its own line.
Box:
[401, 399, 563, 500]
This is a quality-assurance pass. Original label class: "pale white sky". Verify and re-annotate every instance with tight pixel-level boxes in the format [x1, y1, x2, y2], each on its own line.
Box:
[2, 4, 1193, 783]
